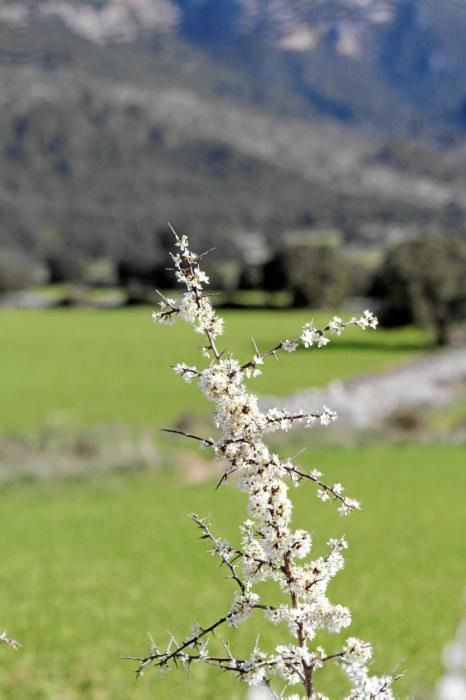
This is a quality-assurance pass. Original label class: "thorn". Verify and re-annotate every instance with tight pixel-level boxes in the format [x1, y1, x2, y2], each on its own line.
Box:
[199, 247, 216, 259]
[215, 472, 227, 490]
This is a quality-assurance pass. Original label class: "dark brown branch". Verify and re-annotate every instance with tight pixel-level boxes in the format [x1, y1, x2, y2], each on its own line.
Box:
[155, 289, 179, 312]
[167, 223, 221, 361]
[241, 316, 373, 371]
[283, 551, 313, 698]
[161, 428, 214, 446]
[241, 339, 292, 371]
[191, 514, 246, 594]
[125, 615, 230, 676]
[283, 463, 359, 511]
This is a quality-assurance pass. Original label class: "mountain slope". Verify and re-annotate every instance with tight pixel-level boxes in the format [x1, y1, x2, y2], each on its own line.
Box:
[0, 1, 466, 267]
[2, 0, 466, 131]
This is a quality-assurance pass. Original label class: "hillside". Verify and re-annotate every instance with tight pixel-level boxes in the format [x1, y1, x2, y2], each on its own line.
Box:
[4, 0, 466, 131]
[1, 1, 466, 265]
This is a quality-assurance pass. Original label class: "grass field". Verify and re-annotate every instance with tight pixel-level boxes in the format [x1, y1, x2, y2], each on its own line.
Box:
[1, 308, 431, 434]
[0, 444, 464, 699]
[1, 308, 460, 698]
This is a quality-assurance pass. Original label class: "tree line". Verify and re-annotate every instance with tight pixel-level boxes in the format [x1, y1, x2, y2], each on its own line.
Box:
[1, 233, 465, 346]
[257, 235, 466, 347]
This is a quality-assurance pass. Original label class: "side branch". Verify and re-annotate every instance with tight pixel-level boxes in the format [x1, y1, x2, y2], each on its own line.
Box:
[161, 428, 214, 447]
[0, 631, 20, 650]
[126, 614, 230, 676]
[191, 515, 280, 603]
[241, 311, 378, 371]
[191, 514, 246, 593]
[284, 464, 360, 515]
[265, 407, 337, 431]
[168, 223, 221, 360]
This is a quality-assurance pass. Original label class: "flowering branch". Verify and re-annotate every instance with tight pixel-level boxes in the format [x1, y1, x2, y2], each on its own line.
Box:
[126, 614, 231, 677]
[0, 631, 20, 650]
[241, 311, 378, 375]
[134, 229, 398, 698]
[282, 463, 361, 516]
[191, 514, 247, 594]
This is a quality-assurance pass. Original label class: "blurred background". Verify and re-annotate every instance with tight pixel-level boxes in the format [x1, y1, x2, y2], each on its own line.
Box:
[0, 1, 465, 699]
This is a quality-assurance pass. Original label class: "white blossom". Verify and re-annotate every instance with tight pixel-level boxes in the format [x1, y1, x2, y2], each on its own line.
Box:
[300, 322, 320, 348]
[288, 529, 312, 559]
[173, 362, 199, 383]
[329, 316, 344, 335]
[320, 405, 337, 426]
[317, 334, 330, 348]
[282, 339, 299, 353]
[228, 592, 260, 628]
[344, 637, 373, 665]
[354, 310, 379, 331]
[189, 623, 203, 639]
[152, 309, 175, 326]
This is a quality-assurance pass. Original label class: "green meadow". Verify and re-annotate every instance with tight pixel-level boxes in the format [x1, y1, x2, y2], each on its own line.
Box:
[0, 445, 464, 699]
[1, 308, 430, 433]
[1, 308, 463, 698]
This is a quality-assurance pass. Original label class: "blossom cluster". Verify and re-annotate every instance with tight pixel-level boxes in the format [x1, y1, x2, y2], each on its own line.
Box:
[133, 230, 398, 698]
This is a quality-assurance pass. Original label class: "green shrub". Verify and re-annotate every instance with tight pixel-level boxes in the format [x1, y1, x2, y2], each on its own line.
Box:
[263, 242, 350, 308]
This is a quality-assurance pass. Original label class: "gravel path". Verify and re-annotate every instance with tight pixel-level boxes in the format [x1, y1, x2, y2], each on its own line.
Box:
[264, 348, 466, 430]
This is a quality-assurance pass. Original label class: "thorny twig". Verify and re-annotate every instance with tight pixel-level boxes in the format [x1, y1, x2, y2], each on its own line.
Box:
[141, 231, 396, 698]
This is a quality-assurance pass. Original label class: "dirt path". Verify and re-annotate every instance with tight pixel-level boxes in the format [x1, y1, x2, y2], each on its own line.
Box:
[264, 347, 466, 430]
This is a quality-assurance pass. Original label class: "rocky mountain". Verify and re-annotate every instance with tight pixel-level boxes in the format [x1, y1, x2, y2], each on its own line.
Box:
[3, 0, 466, 131]
[1, 1, 466, 268]
[0, 0, 179, 43]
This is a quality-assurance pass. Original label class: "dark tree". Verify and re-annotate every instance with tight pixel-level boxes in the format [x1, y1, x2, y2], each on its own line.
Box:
[371, 235, 466, 345]
[262, 242, 350, 308]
